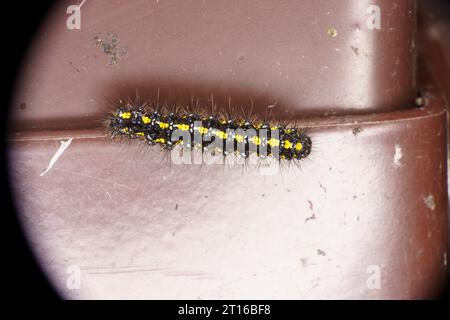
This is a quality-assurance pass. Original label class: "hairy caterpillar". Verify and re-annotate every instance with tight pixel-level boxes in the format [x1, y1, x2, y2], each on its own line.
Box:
[105, 98, 312, 163]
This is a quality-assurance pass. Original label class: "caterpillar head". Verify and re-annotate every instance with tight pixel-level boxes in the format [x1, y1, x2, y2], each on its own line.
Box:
[294, 134, 312, 159]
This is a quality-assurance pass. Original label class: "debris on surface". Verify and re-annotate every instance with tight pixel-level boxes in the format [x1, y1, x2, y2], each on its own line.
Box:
[422, 195, 436, 211]
[327, 27, 338, 37]
[40, 138, 73, 176]
[94, 32, 128, 65]
[393, 144, 403, 167]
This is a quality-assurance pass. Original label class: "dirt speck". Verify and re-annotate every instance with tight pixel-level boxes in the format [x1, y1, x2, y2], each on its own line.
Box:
[300, 258, 309, 267]
[319, 182, 327, 193]
[350, 45, 360, 55]
[327, 27, 338, 37]
[352, 127, 363, 135]
[305, 214, 316, 223]
[19, 102, 26, 110]
[415, 96, 424, 106]
[422, 195, 436, 211]
[317, 249, 326, 256]
[94, 32, 128, 65]
[393, 144, 403, 167]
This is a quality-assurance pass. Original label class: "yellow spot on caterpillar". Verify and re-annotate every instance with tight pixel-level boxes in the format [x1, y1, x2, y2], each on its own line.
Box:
[234, 134, 244, 143]
[267, 138, 279, 147]
[198, 127, 209, 134]
[120, 112, 131, 119]
[141, 116, 151, 124]
[175, 124, 190, 131]
[215, 131, 227, 139]
[135, 132, 144, 136]
[295, 142, 303, 151]
[283, 140, 293, 149]
[158, 122, 169, 129]
[154, 138, 166, 143]
[121, 127, 129, 133]
[271, 126, 279, 131]
[250, 136, 262, 145]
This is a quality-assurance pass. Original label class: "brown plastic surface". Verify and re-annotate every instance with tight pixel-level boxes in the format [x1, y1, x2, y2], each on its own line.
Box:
[418, 0, 450, 255]
[7, 0, 448, 299]
[11, 0, 417, 130]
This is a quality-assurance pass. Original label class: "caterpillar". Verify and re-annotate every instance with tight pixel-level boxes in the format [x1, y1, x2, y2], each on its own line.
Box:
[105, 98, 312, 163]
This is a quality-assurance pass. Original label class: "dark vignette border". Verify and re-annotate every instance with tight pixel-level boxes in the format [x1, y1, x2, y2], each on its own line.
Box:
[1, 0, 59, 300]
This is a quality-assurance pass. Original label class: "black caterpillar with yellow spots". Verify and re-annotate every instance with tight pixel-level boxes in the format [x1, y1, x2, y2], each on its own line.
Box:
[106, 100, 312, 161]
